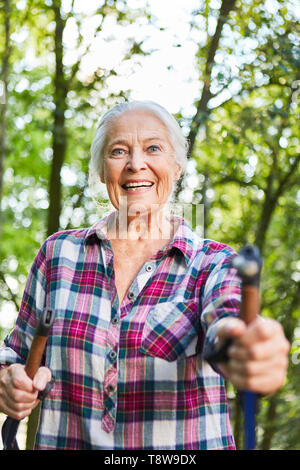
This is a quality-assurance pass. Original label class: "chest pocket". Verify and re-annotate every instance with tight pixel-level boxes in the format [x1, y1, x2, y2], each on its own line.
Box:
[140, 300, 202, 362]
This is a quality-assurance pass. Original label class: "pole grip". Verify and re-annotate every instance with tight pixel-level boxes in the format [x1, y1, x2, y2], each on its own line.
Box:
[231, 245, 262, 324]
[24, 308, 55, 379]
[240, 285, 260, 325]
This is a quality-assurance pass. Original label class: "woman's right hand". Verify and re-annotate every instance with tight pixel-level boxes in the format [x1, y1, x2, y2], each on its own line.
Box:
[0, 363, 51, 420]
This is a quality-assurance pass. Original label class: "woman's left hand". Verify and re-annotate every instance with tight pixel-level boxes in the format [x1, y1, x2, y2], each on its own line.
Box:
[215, 317, 290, 395]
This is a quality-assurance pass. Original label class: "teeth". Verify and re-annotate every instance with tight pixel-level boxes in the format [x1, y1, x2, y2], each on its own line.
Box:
[123, 182, 153, 189]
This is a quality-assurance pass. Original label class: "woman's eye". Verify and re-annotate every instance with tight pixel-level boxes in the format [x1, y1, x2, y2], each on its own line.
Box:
[111, 148, 125, 156]
[148, 145, 161, 153]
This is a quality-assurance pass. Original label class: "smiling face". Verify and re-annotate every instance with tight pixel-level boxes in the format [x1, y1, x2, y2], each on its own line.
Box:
[100, 110, 182, 217]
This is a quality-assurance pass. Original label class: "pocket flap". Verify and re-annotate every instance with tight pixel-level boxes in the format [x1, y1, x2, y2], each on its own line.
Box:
[140, 300, 201, 362]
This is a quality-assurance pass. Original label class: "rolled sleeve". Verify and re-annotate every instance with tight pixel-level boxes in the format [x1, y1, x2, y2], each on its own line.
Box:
[0, 241, 48, 367]
[200, 247, 241, 366]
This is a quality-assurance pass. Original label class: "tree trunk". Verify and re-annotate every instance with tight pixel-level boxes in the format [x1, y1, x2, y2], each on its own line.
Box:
[174, 0, 236, 202]
[187, 0, 236, 157]
[0, 0, 11, 239]
[255, 155, 300, 254]
[233, 393, 242, 449]
[201, 170, 209, 238]
[254, 75, 300, 253]
[47, 0, 67, 237]
[254, 194, 277, 255]
[26, 0, 67, 449]
[260, 395, 278, 450]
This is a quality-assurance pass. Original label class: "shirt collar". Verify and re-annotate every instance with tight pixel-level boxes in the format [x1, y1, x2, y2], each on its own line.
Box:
[84, 211, 201, 264]
[157, 216, 199, 265]
[83, 212, 112, 245]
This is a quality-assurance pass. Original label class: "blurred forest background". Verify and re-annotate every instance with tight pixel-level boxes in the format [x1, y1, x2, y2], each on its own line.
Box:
[0, 0, 299, 450]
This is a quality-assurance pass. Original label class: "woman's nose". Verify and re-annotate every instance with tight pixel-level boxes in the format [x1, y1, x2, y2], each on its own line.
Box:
[126, 149, 147, 172]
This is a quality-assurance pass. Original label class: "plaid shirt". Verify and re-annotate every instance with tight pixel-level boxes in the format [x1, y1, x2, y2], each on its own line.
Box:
[0, 213, 241, 450]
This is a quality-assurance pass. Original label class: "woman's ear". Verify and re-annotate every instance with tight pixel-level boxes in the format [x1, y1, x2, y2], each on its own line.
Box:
[173, 163, 182, 181]
[100, 165, 105, 183]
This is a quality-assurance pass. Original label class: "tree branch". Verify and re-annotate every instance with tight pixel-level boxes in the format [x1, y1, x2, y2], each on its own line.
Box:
[187, 0, 236, 157]
[213, 175, 263, 189]
[0, 271, 20, 312]
[275, 154, 300, 201]
[67, 0, 109, 87]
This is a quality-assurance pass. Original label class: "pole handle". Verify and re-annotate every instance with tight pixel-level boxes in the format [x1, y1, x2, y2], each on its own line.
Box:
[240, 285, 260, 325]
[24, 308, 55, 379]
[231, 245, 262, 325]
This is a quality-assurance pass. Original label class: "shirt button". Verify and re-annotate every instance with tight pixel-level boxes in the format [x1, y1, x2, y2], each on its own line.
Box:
[145, 264, 153, 272]
[107, 385, 115, 393]
[112, 317, 119, 325]
[109, 350, 117, 360]
[127, 291, 135, 300]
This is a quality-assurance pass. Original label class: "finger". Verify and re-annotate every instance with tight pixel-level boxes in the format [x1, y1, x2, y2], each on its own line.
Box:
[229, 353, 288, 378]
[227, 350, 289, 394]
[237, 318, 285, 348]
[3, 398, 40, 421]
[229, 364, 287, 394]
[32, 367, 52, 391]
[216, 317, 246, 344]
[229, 336, 278, 361]
[8, 364, 34, 392]
[1, 381, 39, 419]
[6, 386, 38, 406]
[230, 334, 290, 362]
[5, 391, 38, 412]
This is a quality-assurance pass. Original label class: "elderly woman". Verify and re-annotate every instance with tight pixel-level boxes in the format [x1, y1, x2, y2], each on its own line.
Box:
[0, 101, 289, 450]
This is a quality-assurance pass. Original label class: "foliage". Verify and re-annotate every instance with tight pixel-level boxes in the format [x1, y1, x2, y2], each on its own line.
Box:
[0, 0, 299, 450]
[184, 2, 300, 449]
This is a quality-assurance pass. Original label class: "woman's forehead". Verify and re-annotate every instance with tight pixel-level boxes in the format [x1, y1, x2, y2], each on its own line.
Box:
[106, 110, 170, 141]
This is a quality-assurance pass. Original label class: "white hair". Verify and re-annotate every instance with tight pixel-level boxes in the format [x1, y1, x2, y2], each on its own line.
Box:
[89, 100, 188, 195]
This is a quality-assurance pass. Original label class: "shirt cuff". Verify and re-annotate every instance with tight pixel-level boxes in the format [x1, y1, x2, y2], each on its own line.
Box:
[203, 321, 228, 376]
[0, 346, 25, 368]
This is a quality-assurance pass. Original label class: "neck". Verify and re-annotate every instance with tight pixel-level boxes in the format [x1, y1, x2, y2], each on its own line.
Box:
[108, 207, 173, 241]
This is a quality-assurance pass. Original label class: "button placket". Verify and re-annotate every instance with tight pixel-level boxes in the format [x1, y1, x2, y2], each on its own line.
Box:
[102, 294, 120, 432]
[107, 384, 115, 393]
[109, 350, 117, 361]
[127, 291, 135, 301]
[103, 347, 118, 430]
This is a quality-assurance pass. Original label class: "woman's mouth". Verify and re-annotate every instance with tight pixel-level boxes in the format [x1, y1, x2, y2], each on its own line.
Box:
[121, 181, 154, 192]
